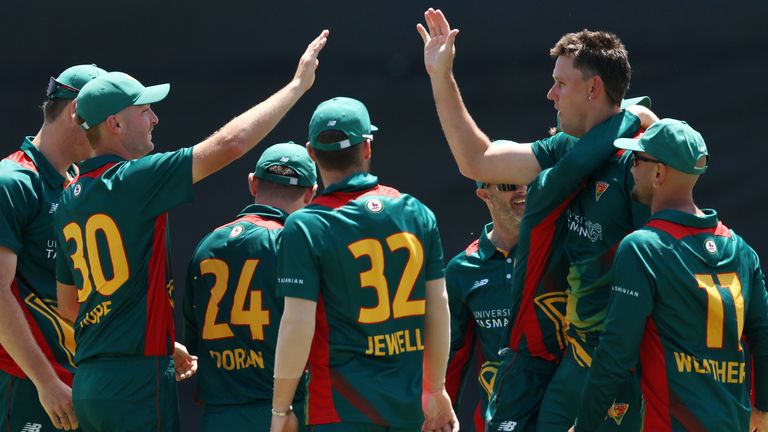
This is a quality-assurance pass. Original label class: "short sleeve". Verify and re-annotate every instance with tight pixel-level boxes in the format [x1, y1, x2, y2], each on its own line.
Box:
[530, 133, 574, 170]
[423, 208, 446, 281]
[276, 212, 323, 301]
[0, 174, 37, 253]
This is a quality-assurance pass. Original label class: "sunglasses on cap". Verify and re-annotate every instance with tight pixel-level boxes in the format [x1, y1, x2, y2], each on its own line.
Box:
[483, 183, 520, 192]
[46, 77, 80, 99]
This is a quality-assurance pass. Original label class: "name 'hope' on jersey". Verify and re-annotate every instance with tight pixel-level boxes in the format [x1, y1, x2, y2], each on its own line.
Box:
[276, 173, 445, 428]
[55, 149, 193, 363]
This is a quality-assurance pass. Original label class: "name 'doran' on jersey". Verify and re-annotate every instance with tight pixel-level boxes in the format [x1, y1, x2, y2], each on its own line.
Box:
[365, 328, 424, 357]
[209, 348, 264, 371]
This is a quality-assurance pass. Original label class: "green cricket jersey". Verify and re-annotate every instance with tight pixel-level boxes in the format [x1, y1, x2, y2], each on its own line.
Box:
[55, 149, 194, 363]
[576, 209, 768, 431]
[276, 173, 445, 428]
[183, 204, 305, 406]
[0, 138, 77, 383]
[531, 115, 650, 363]
[507, 110, 643, 362]
[445, 223, 516, 431]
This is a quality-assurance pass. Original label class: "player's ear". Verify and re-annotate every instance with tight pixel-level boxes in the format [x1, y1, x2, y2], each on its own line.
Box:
[362, 140, 372, 160]
[306, 143, 317, 162]
[248, 173, 258, 197]
[475, 187, 491, 203]
[588, 75, 604, 101]
[305, 185, 317, 204]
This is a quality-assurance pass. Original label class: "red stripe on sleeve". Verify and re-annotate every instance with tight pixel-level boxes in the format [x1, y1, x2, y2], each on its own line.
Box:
[144, 213, 174, 356]
[639, 318, 673, 431]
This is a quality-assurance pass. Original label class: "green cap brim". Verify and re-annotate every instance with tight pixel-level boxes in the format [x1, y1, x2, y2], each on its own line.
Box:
[614, 137, 644, 152]
[620, 96, 652, 109]
[134, 84, 170, 105]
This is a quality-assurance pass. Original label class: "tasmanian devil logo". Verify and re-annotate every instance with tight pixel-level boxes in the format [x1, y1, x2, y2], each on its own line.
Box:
[595, 181, 609, 202]
[608, 402, 629, 425]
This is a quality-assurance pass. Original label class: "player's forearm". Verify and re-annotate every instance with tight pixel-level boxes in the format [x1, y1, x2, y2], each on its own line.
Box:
[191, 81, 305, 183]
[56, 281, 78, 324]
[273, 297, 316, 407]
[423, 278, 450, 392]
[428, 74, 492, 180]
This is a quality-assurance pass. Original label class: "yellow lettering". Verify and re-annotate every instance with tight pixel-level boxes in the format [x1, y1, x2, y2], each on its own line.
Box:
[79, 301, 113, 328]
[365, 336, 374, 355]
[396, 330, 405, 354]
[209, 350, 221, 368]
[404, 329, 416, 352]
[727, 361, 740, 384]
[374, 335, 385, 356]
[222, 350, 234, 370]
[415, 328, 424, 350]
[740, 362, 746, 384]
[693, 358, 705, 373]
[250, 350, 264, 369]
[674, 352, 692, 372]
[385, 332, 399, 355]
[235, 348, 246, 370]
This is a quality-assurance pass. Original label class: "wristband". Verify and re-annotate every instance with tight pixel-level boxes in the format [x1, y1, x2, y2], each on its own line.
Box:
[271, 406, 293, 417]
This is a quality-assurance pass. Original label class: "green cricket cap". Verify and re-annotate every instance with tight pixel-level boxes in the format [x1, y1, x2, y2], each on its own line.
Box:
[614, 118, 709, 175]
[620, 95, 652, 109]
[76, 71, 170, 130]
[47, 64, 107, 100]
[254, 142, 317, 187]
[476, 140, 518, 188]
[308, 97, 378, 151]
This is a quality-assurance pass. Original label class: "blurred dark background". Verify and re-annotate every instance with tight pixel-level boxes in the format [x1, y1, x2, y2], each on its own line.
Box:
[2, 0, 766, 430]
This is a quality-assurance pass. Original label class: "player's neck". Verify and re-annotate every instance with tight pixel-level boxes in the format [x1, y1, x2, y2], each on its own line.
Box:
[318, 167, 367, 189]
[583, 104, 621, 137]
[487, 224, 519, 253]
[651, 191, 702, 216]
[32, 123, 77, 176]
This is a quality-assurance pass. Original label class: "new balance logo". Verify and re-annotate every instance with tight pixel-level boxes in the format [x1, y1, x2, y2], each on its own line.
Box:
[21, 423, 42, 432]
[49, 203, 59, 213]
[472, 278, 489, 289]
[497, 420, 517, 431]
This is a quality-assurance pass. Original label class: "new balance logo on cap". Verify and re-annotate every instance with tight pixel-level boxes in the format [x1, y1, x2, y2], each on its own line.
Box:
[497, 420, 518, 431]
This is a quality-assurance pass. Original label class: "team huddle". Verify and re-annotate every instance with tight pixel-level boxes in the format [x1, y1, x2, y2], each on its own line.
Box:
[0, 7, 766, 432]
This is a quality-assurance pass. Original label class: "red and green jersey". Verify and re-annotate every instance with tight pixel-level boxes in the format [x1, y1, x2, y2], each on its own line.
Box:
[276, 173, 445, 428]
[575, 209, 768, 431]
[55, 149, 194, 363]
[445, 223, 517, 431]
[508, 110, 642, 362]
[183, 204, 305, 406]
[531, 114, 650, 361]
[0, 138, 78, 384]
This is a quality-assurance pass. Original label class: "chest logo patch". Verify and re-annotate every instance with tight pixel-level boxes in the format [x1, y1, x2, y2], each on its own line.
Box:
[595, 181, 609, 202]
[73, 183, 82, 197]
[230, 225, 244, 238]
[704, 239, 717, 254]
[365, 199, 383, 213]
[608, 402, 629, 425]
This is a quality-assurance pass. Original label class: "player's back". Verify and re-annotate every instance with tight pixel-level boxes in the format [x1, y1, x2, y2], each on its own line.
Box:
[628, 209, 762, 431]
[55, 150, 193, 363]
[185, 206, 305, 406]
[277, 173, 445, 427]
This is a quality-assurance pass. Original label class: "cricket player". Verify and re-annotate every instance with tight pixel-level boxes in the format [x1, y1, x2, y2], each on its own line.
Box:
[418, 9, 651, 430]
[572, 119, 768, 431]
[270, 97, 458, 432]
[54, 31, 329, 432]
[445, 176, 526, 432]
[183, 142, 317, 431]
[0, 64, 105, 432]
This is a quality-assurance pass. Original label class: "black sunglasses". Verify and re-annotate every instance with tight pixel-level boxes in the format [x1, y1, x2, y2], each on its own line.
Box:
[631, 152, 665, 167]
[483, 183, 519, 192]
[46, 77, 79, 98]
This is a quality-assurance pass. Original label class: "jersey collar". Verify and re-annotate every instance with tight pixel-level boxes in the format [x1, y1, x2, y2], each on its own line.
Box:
[237, 204, 289, 223]
[20, 137, 71, 189]
[321, 172, 378, 195]
[77, 154, 126, 174]
[477, 222, 516, 261]
[649, 208, 718, 228]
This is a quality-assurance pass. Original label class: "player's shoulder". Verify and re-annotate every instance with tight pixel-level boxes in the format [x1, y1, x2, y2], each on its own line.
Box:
[121, 148, 192, 172]
[617, 226, 667, 255]
[0, 158, 40, 196]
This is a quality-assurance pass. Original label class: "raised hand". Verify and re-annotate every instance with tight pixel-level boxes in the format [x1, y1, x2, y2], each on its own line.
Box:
[293, 29, 330, 93]
[421, 388, 459, 432]
[416, 8, 460, 78]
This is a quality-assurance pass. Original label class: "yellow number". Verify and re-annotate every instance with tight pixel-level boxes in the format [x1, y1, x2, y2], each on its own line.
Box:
[230, 259, 270, 340]
[85, 214, 129, 296]
[349, 239, 391, 323]
[200, 259, 234, 340]
[696, 273, 745, 350]
[348, 232, 426, 324]
[63, 215, 129, 301]
[387, 233, 425, 319]
[200, 258, 270, 341]
[63, 222, 92, 302]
